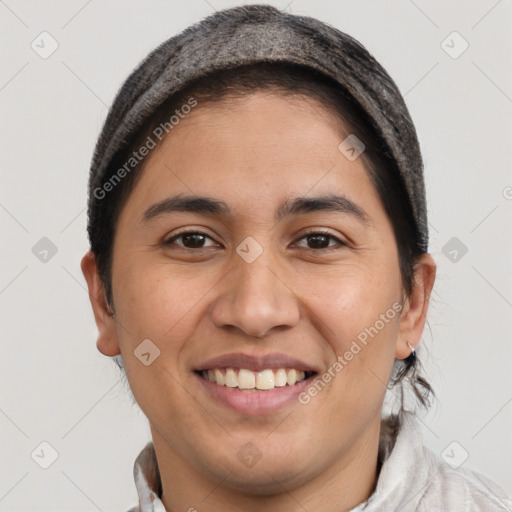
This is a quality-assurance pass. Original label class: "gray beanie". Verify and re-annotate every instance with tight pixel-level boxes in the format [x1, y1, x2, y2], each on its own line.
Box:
[89, 4, 428, 252]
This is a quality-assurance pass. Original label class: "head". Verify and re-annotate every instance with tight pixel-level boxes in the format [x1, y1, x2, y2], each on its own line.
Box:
[82, 4, 436, 496]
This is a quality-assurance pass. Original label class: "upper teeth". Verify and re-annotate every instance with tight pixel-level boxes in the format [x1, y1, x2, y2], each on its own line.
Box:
[201, 368, 307, 390]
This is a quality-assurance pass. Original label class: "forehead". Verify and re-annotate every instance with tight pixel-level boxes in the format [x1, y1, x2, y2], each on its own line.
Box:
[120, 92, 383, 225]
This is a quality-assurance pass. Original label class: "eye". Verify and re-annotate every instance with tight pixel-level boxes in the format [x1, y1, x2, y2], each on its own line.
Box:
[163, 230, 219, 250]
[294, 230, 347, 250]
[162, 229, 347, 251]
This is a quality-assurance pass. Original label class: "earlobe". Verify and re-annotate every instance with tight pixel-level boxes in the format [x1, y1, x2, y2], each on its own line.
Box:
[80, 251, 121, 357]
[395, 253, 436, 359]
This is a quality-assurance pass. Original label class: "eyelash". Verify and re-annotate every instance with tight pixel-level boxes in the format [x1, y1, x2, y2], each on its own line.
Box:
[163, 229, 347, 252]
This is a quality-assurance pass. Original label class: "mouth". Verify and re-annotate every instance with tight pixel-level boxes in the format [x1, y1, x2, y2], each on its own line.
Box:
[193, 352, 320, 414]
[195, 367, 317, 392]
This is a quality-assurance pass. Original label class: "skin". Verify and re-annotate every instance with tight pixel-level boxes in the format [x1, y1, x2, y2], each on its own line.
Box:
[82, 92, 436, 512]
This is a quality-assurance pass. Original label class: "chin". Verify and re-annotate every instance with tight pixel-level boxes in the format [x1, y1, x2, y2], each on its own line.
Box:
[204, 447, 315, 496]
[222, 467, 310, 496]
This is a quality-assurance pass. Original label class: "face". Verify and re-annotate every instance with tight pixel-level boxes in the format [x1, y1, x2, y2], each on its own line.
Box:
[83, 92, 435, 495]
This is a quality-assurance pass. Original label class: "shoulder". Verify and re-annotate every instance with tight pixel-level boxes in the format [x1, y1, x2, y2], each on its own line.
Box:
[416, 443, 512, 511]
[365, 411, 512, 512]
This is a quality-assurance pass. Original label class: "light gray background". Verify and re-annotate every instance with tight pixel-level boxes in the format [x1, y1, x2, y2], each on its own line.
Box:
[1, 0, 511, 510]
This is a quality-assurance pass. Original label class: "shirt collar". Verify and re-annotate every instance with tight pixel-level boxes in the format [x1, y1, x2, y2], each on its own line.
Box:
[349, 410, 428, 511]
[132, 440, 166, 512]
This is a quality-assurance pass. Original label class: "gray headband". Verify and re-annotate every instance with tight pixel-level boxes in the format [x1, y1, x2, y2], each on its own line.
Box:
[89, 4, 428, 251]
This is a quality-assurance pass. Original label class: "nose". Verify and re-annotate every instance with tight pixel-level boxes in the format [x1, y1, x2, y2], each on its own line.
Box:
[210, 249, 301, 338]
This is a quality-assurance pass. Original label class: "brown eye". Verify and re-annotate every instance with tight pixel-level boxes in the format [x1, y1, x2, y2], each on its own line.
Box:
[295, 231, 346, 250]
[164, 231, 218, 250]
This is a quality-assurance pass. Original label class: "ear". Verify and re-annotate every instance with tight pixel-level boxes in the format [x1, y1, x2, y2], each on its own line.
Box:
[80, 251, 121, 357]
[395, 253, 436, 359]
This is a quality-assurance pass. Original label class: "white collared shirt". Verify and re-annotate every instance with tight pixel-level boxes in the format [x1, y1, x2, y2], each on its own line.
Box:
[126, 411, 512, 511]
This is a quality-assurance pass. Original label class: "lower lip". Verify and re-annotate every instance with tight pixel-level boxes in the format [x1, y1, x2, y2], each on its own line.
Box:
[194, 372, 314, 415]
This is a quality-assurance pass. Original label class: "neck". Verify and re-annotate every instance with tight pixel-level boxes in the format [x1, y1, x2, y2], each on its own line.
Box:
[151, 415, 382, 512]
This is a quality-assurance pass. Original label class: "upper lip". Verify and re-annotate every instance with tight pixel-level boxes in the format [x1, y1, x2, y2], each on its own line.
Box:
[195, 352, 318, 373]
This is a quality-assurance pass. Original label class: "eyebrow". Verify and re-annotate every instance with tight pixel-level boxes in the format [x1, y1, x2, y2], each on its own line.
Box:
[141, 193, 372, 226]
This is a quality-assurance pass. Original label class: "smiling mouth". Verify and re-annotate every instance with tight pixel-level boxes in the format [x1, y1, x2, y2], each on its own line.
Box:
[196, 368, 317, 392]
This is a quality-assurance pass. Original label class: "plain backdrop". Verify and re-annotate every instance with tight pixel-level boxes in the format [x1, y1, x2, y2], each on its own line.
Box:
[1, 0, 511, 510]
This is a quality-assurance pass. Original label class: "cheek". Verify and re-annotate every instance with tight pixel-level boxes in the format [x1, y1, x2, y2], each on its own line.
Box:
[308, 261, 401, 338]
[113, 258, 218, 347]
[304, 261, 401, 393]
[110, 262, 203, 420]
